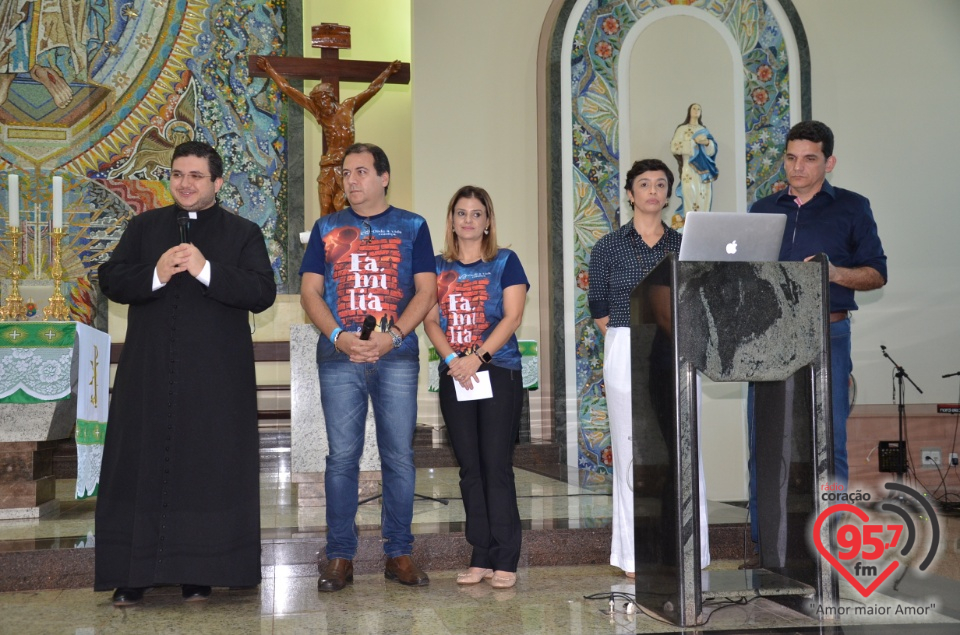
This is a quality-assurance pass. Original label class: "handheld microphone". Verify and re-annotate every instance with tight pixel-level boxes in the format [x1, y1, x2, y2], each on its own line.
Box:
[176, 211, 190, 243]
[359, 315, 376, 340]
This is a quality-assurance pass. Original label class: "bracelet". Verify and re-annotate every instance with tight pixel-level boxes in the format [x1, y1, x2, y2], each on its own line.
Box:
[329, 327, 342, 344]
[390, 324, 404, 338]
[444, 353, 457, 365]
[333, 329, 345, 354]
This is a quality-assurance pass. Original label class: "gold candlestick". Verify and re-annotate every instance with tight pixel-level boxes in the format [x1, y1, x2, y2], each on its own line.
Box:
[1, 226, 26, 321]
[43, 227, 70, 321]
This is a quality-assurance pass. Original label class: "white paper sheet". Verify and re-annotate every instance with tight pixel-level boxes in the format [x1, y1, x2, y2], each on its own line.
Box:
[454, 370, 493, 401]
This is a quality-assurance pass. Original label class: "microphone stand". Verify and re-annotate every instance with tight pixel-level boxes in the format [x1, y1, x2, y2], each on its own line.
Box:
[880, 346, 924, 592]
[880, 346, 923, 485]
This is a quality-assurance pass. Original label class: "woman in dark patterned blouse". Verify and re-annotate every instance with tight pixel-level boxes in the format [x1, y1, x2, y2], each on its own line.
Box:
[587, 158, 709, 577]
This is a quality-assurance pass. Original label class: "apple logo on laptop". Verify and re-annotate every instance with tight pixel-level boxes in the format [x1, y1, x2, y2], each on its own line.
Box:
[725, 240, 738, 255]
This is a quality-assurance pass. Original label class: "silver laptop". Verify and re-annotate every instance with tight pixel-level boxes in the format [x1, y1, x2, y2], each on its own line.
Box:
[678, 212, 786, 262]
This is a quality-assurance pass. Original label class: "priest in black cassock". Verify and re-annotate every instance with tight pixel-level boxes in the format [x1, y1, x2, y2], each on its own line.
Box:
[94, 141, 277, 606]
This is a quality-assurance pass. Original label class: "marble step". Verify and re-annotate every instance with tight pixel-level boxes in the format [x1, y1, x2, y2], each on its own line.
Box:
[0, 521, 749, 592]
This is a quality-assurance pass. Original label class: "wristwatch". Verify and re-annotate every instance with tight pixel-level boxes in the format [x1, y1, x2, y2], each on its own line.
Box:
[476, 349, 492, 363]
[390, 331, 403, 349]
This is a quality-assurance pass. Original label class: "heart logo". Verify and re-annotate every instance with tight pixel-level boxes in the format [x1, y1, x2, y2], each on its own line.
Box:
[812, 503, 900, 597]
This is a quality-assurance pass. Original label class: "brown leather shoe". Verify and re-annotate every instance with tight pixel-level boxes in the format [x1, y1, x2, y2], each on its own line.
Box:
[318, 558, 354, 592]
[384, 555, 429, 586]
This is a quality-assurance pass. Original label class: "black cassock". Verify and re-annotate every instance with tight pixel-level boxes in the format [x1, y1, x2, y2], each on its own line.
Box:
[94, 204, 276, 590]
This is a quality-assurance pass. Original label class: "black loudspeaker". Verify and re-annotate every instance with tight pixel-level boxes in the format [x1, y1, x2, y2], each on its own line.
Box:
[878, 441, 907, 473]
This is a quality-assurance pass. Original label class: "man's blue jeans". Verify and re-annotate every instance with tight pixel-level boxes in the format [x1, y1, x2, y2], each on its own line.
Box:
[747, 317, 851, 543]
[829, 317, 852, 487]
[317, 355, 419, 560]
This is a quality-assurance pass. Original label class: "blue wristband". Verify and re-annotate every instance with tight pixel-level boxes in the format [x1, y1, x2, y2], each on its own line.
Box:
[329, 327, 342, 344]
[444, 353, 457, 365]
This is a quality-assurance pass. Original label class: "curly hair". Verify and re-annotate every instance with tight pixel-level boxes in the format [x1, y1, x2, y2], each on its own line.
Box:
[624, 158, 674, 207]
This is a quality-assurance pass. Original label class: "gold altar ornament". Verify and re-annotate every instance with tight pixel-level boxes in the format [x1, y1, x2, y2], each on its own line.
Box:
[0, 226, 26, 321]
[43, 227, 70, 321]
[3, 172, 73, 322]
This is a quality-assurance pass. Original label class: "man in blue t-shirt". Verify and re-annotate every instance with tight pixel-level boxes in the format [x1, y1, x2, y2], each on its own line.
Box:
[300, 143, 437, 591]
[745, 121, 887, 563]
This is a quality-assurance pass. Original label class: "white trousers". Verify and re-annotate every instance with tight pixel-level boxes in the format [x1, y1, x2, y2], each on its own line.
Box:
[604, 327, 710, 572]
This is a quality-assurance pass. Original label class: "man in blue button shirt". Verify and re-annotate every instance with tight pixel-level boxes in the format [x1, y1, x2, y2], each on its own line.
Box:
[745, 121, 887, 561]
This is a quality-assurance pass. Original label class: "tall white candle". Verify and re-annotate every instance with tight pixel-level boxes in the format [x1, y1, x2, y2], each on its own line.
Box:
[52, 176, 63, 228]
[8, 174, 18, 228]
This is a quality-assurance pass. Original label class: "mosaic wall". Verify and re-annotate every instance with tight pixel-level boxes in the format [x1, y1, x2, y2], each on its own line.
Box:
[0, 0, 291, 322]
[571, 0, 794, 478]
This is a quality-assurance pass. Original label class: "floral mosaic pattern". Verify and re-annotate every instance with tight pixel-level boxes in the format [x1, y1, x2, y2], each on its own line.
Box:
[571, 0, 794, 476]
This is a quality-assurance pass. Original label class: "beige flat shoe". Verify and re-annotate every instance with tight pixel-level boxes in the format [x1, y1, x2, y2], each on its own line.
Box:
[489, 571, 516, 589]
[456, 568, 493, 585]
[625, 572, 635, 579]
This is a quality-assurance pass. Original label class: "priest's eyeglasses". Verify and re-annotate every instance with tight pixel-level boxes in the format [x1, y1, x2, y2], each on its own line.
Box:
[171, 171, 212, 182]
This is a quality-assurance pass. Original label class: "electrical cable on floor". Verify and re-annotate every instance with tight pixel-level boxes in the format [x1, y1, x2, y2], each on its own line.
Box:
[583, 589, 767, 628]
[698, 590, 764, 626]
[583, 591, 676, 626]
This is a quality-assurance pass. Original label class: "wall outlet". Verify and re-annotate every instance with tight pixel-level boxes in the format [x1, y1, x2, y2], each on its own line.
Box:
[921, 448, 941, 467]
[950, 452, 959, 466]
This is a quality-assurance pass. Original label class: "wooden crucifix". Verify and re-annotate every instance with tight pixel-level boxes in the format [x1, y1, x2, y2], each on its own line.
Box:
[249, 24, 411, 216]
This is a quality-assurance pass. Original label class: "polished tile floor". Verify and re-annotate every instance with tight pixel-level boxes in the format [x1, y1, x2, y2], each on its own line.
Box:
[1, 456, 959, 634]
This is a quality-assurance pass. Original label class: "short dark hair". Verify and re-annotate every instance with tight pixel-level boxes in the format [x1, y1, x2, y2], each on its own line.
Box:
[343, 142, 391, 193]
[625, 158, 674, 198]
[786, 120, 834, 159]
[172, 140, 224, 180]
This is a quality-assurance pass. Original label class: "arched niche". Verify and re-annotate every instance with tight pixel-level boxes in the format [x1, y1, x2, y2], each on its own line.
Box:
[537, 0, 811, 475]
[623, 15, 741, 223]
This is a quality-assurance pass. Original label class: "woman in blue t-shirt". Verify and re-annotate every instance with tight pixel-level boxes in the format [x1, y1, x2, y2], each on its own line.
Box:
[423, 185, 529, 590]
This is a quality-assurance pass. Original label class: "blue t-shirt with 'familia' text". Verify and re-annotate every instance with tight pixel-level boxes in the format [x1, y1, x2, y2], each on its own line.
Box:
[435, 249, 528, 371]
[299, 206, 434, 360]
